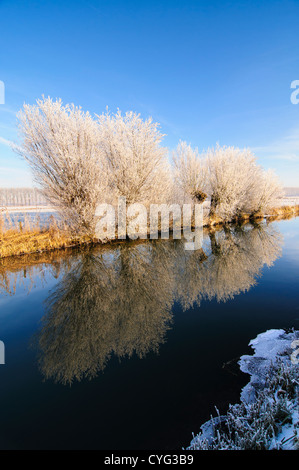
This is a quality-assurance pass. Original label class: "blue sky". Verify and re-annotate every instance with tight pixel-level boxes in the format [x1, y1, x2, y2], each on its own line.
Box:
[0, 0, 298, 187]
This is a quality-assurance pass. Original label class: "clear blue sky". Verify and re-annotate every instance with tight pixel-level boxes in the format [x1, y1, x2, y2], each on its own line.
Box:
[0, 0, 298, 187]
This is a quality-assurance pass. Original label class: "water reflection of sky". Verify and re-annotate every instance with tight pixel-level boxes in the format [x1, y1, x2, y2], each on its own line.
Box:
[2, 211, 57, 229]
[0, 217, 298, 450]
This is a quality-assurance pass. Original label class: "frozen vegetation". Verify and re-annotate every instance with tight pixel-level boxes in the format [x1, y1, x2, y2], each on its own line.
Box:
[13, 97, 285, 235]
[187, 329, 299, 450]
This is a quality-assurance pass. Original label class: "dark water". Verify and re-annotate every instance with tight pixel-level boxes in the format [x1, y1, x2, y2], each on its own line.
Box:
[0, 218, 298, 450]
[2, 211, 57, 229]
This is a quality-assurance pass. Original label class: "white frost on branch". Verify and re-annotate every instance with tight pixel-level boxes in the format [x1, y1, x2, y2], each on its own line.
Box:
[97, 109, 172, 206]
[172, 140, 208, 204]
[205, 145, 284, 219]
[17, 97, 109, 233]
[15, 97, 285, 234]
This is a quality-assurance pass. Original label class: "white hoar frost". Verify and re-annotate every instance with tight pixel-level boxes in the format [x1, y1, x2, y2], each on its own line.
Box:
[187, 329, 299, 450]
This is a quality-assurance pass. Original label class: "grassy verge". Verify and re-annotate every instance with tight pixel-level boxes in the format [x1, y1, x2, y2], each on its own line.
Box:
[1, 205, 298, 260]
[0, 228, 87, 258]
[0, 212, 94, 259]
[207, 204, 299, 227]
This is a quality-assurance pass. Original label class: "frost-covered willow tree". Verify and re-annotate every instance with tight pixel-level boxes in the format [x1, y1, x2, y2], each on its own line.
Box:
[172, 140, 208, 204]
[205, 145, 283, 219]
[97, 109, 172, 206]
[206, 145, 262, 219]
[247, 169, 284, 215]
[16, 97, 108, 233]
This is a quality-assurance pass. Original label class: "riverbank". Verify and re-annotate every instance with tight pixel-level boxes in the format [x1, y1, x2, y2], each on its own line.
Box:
[186, 329, 299, 450]
[0, 205, 298, 260]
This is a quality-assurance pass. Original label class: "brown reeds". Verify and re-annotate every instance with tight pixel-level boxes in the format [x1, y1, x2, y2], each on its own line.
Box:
[0, 211, 92, 259]
[0, 204, 298, 260]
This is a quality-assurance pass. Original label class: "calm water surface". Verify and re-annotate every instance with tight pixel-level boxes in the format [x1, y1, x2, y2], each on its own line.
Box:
[0, 217, 298, 450]
[3, 211, 57, 229]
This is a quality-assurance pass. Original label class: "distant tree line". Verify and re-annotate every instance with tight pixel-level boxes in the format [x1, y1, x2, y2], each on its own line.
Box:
[0, 188, 47, 207]
[15, 97, 284, 234]
[283, 187, 299, 197]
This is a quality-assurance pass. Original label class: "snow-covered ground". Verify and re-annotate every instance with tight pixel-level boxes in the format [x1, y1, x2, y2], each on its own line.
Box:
[1, 197, 298, 214]
[1, 205, 56, 213]
[187, 329, 299, 450]
[280, 197, 299, 206]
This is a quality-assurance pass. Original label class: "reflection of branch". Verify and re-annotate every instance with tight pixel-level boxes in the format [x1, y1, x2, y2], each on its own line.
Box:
[33, 242, 175, 384]
[209, 231, 221, 256]
[202, 223, 283, 302]
[2, 220, 281, 385]
[0, 249, 74, 296]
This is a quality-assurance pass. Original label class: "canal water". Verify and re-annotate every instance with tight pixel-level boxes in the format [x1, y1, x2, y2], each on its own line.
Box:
[0, 217, 298, 449]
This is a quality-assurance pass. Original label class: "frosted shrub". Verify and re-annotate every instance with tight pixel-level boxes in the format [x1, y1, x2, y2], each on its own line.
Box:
[205, 145, 283, 220]
[17, 97, 108, 234]
[15, 97, 284, 235]
[206, 145, 261, 219]
[172, 140, 208, 204]
[247, 169, 284, 215]
[97, 109, 172, 206]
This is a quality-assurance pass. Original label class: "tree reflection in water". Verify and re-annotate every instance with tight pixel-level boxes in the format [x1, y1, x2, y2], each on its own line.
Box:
[31, 222, 282, 384]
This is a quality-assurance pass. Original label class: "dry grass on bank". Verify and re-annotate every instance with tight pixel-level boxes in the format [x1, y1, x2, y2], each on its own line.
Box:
[207, 204, 299, 227]
[267, 204, 299, 220]
[1, 205, 298, 260]
[0, 212, 93, 259]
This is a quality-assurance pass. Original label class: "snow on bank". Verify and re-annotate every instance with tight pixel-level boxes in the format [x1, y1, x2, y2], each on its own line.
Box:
[187, 329, 299, 450]
[280, 197, 299, 207]
[240, 329, 297, 403]
[1, 205, 56, 213]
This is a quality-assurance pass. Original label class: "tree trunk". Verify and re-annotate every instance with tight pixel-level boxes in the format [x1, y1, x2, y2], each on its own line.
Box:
[209, 193, 219, 218]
